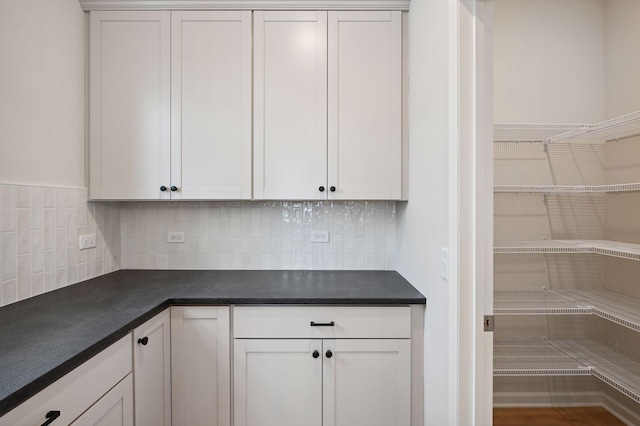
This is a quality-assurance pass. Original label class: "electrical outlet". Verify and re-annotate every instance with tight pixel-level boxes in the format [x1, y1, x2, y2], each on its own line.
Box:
[167, 232, 186, 243]
[311, 231, 330, 243]
[79, 235, 96, 250]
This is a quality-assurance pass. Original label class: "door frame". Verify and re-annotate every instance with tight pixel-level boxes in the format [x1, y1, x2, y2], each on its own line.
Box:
[451, 0, 494, 424]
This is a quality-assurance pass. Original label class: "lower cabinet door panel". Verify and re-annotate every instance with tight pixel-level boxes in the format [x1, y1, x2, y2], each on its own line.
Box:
[234, 339, 323, 426]
[323, 339, 411, 426]
[171, 306, 231, 426]
[70, 373, 134, 426]
[134, 309, 171, 426]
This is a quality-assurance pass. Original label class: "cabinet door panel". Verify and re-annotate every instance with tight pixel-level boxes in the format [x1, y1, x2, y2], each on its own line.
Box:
[254, 11, 328, 200]
[322, 339, 410, 426]
[70, 374, 133, 426]
[234, 339, 323, 426]
[328, 11, 402, 200]
[90, 11, 171, 200]
[171, 11, 252, 200]
[133, 309, 171, 426]
[171, 306, 231, 426]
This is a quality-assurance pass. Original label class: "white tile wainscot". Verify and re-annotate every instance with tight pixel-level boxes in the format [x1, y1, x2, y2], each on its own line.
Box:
[0, 185, 121, 306]
[120, 201, 398, 271]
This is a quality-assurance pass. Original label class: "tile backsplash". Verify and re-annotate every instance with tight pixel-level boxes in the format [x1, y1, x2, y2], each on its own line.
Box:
[121, 201, 397, 271]
[0, 194, 398, 306]
[0, 185, 120, 306]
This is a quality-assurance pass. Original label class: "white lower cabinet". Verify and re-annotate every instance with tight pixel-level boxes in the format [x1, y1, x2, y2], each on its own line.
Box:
[70, 374, 134, 426]
[133, 309, 171, 426]
[0, 336, 132, 426]
[235, 339, 323, 426]
[233, 306, 411, 426]
[323, 339, 410, 426]
[170, 306, 231, 426]
[1, 304, 415, 426]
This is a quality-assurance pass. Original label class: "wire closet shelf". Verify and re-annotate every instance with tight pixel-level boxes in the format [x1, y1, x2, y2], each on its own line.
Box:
[495, 338, 640, 404]
[494, 290, 640, 333]
[494, 111, 640, 144]
[494, 240, 640, 262]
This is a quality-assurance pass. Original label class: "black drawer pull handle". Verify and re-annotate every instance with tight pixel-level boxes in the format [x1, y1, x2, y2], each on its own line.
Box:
[138, 336, 149, 345]
[42, 410, 61, 426]
[310, 321, 334, 327]
[326, 350, 333, 358]
[312, 350, 320, 358]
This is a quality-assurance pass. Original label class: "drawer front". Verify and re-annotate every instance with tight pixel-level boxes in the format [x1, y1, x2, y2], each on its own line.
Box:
[0, 335, 133, 426]
[234, 306, 410, 339]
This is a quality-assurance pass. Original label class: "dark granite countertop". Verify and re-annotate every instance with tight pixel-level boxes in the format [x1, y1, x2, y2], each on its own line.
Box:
[0, 269, 424, 416]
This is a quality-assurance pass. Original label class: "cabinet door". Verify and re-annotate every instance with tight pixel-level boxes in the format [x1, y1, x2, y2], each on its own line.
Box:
[254, 11, 328, 200]
[328, 11, 402, 200]
[90, 11, 171, 200]
[171, 11, 252, 200]
[70, 374, 133, 426]
[234, 339, 323, 426]
[133, 309, 171, 426]
[322, 339, 410, 426]
[171, 306, 231, 426]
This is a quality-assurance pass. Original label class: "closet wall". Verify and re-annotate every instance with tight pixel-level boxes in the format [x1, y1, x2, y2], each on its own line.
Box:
[494, 0, 640, 418]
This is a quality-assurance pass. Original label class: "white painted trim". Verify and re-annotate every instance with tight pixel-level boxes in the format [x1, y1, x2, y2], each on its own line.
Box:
[602, 392, 640, 426]
[493, 391, 603, 407]
[79, 0, 410, 11]
[495, 391, 640, 425]
[454, 0, 494, 424]
[447, 0, 460, 421]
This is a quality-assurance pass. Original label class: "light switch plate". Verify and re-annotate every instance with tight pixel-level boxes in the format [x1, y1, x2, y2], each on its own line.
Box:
[440, 247, 449, 281]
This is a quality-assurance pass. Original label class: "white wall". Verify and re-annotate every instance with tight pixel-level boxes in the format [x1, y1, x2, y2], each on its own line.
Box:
[494, 0, 606, 123]
[0, 0, 86, 188]
[397, 0, 453, 423]
[605, 0, 640, 118]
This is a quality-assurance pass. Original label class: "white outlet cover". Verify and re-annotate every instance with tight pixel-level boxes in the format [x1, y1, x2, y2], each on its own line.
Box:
[311, 231, 330, 243]
[79, 235, 97, 250]
[167, 232, 186, 243]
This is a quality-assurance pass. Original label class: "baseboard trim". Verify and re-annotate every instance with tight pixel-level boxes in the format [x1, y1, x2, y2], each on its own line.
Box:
[601, 393, 640, 426]
[493, 391, 602, 407]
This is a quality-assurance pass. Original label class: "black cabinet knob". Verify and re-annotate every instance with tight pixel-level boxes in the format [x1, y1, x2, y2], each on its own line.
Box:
[138, 336, 149, 345]
[42, 411, 61, 426]
[312, 350, 320, 358]
[325, 350, 333, 358]
[170, 186, 178, 192]
[319, 186, 325, 192]
[160, 186, 167, 192]
[330, 186, 336, 192]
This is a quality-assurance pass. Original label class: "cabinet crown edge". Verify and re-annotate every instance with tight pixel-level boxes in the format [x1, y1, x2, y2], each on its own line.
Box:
[79, 0, 410, 11]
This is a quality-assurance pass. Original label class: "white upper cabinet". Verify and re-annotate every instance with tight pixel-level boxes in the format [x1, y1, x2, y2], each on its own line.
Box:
[254, 10, 403, 200]
[90, 11, 251, 200]
[171, 11, 252, 200]
[254, 11, 329, 200]
[91, 9, 403, 201]
[328, 11, 402, 200]
[90, 11, 171, 200]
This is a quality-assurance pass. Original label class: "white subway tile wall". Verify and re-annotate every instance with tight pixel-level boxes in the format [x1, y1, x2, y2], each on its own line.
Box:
[0, 185, 120, 306]
[120, 201, 397, 271]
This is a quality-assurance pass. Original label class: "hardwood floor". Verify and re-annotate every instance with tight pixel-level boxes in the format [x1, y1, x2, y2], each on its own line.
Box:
[493, 407, 626, 426]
